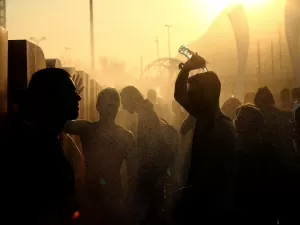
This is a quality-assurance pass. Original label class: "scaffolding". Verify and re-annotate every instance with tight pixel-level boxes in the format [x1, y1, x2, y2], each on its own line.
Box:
[0, 0, 5, 28]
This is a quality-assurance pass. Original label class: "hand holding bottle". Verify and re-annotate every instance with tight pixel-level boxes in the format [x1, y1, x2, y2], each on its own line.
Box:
[178, 45, 207, 72]
[181, 53, 206, 72]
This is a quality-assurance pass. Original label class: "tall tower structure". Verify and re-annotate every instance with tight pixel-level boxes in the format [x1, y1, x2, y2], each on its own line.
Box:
[0, 0, 5, 28]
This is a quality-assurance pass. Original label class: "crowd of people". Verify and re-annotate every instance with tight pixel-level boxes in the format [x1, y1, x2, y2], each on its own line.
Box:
[2, 53, 300, 225]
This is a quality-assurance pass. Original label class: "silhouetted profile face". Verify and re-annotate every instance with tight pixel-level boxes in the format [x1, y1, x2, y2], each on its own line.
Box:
[27, 68, 81, 123]
[96, 88, 120, 121]
[187, 72, 221, 114]
[120, 86, 144, 114]
[235, 105, 264, 135]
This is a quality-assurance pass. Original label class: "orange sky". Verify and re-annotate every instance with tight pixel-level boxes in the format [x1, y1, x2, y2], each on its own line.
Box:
[6, 0, 280, 70]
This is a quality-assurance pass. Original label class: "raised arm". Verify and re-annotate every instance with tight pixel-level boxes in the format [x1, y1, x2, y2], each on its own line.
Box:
[174, 53, 207, 115]
[174, 68, 190, 112]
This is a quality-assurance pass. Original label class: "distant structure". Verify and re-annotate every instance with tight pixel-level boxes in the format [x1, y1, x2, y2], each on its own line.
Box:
[0, 0, 5, 28]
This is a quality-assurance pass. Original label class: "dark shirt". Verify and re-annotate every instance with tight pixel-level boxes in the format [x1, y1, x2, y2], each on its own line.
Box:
[187, 113, 236, 191]
[10, 121, 77, 224]
[235, 142, 282, 225]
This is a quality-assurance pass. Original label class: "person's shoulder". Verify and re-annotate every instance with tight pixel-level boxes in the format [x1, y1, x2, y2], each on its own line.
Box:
[80, 120, 94, 126]
[213, 113, 236, 141]
[217, 114, 235, 132]
[66, 119, 94, 128]
[115, 124, 135, 140]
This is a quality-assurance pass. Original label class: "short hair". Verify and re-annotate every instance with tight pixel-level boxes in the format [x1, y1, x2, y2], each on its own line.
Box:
[254, 86, 275, 108]
[188, 71, 221, 101]
[96, 88, 120, 106]
[244, 93, 255, 104]
[27, 68, 73, 101]
[222, 97, 241, 110]
[236, 104, 265, 129]
[147, 89, 156, 97]
[280, 88, 290, 97]
[291, 87, 300, 100]
[120, 85, 144, 102]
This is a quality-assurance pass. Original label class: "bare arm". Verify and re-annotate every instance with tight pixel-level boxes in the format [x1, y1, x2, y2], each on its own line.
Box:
[63, 120, 91, 135]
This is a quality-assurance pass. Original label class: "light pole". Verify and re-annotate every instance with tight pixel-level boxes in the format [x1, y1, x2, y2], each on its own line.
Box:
[29, 36, 46, 46]
[257, 40, 261, 86]
[155, 36, 160, 59]
[165, 25, 171, 59]
[89, 0, 95, 72]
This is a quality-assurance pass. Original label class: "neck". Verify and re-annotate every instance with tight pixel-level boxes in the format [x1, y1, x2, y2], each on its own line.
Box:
[195, 106, 220, 123]
[98, 117, 115, 125]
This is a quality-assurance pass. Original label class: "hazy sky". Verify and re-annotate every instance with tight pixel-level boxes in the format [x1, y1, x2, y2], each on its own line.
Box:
[7, 0, 235, 69]
[6, 0, 277, 69]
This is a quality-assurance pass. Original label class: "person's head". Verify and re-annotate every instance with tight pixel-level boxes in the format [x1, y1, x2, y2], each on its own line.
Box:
[280, 88, 291, 105]
[26, 68, 80, 130]
[96, 88, 120, 122]
[254, 86, 275, 109]
[291, 87, 300, 102]
[221, 97, 242, 121]
[235, 104, 265, 137]
[120, 86, 144, 114]
[187, 71, 221, 114]
[243, 92, 255, 104]
[147, 89, 157, 104]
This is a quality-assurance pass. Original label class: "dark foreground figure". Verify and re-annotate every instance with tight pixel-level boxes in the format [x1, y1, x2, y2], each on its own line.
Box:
[172, 55, 236, 225]
[5, 68, 80, 225]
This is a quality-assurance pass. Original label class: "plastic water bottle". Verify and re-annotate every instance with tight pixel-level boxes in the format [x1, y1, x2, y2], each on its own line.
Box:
[178, 45, 207, 72]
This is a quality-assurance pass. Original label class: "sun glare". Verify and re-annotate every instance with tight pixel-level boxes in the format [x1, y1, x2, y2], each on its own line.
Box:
[233, 0, 269, 8]
[193, 0, 269, 11]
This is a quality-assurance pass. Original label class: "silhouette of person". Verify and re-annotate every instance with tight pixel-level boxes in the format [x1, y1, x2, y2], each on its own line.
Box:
[280, 88, 292, 111]
[254, 87, 293, 153]
[64, 88, 135, 225]
[235, 104, 280, 225]
[8, 68, 81, 225]
[173, 54, 236, 225]
[120, 86, 167, 225]
[243, 92, 255, 104]
[147, 89, 164, 119]
[221, 97, 242, 121]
